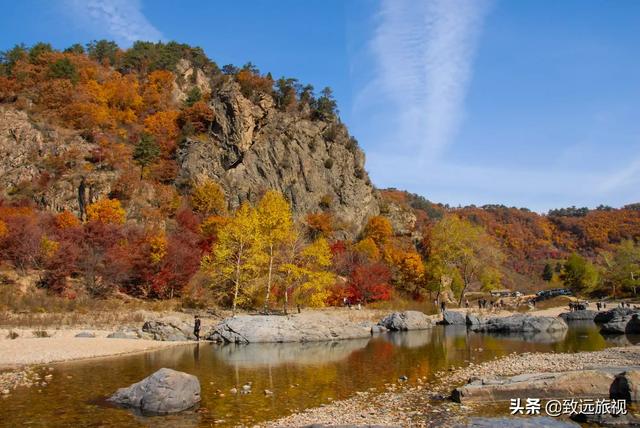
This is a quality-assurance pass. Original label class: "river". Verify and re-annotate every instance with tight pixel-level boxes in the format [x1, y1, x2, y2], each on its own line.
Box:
[0, 322, 630, 427]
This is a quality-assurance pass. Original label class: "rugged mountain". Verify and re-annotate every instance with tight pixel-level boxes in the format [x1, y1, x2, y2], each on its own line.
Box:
[177, 81, 378, 234]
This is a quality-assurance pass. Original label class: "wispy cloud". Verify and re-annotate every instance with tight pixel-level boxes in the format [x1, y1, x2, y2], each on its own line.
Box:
[65, 0, 163, 45]
[363, 0, 492, 159]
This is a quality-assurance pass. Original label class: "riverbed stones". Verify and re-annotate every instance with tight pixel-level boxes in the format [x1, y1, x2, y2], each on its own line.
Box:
[461, 417, 580, 427]
[441, 311, 466, 325]
[206, 313, 371, 343]
[559, 310, 597, 322]
[452, 369, 616, 403]
[378, 311, 433, 331]
[142, 319, 196, 341]
[74, 331, 95, 338]
[469, 314, 568, 334]
[108, 368, 200, 414]
[610, 370, 640, 402]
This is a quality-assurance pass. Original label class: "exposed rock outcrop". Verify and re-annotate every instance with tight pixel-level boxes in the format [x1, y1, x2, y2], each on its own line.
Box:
[452, 369, 617, 403]
[176, 82, 379, 236]
[559, 310, 597, 322]
[594, 307, 640, 324]
[440, 310, 467, 325]
[142, 319, 196, 341]
[107, 327, 152, 340]
[108, 368, 200, 414]
[600, 313, 640, 335]
[205, 313, 371, 343]
[469, 315, 568, 334]
[610, 370, 640, 403]
[378, 311, 433, 331]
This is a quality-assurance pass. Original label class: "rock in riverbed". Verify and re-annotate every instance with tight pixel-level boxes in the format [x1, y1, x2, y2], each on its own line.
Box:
[610, 369, 640, 402]
[378, 311, 433, 331]
[462, 417, 580, 427]
[108, 368, 200, 414]
[206, 313, 371, 343]
[142, 319, 196, 341]
[440, 310, 467, 325]
[452, 369, 617, 403]
[469, 314, 568, 334]
[594, 307, 640, 324]
[107, 327, 152, 340]
[559, 310, 597, 322]
[74, 331, 95, 338]
[600, 314, 640, 335]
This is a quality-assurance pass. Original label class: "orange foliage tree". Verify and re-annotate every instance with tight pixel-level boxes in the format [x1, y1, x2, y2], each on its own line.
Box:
[86, 199, 126, 224]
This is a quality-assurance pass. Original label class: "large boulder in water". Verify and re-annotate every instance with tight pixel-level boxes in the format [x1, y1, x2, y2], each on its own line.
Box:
[559, 310, 597, 322]
[206, 313, 371, 343]
[378, 311, 433, 331]
[594, 307, 639, 324]
[108, 368, 200, 414]
[441, 310, 466, 325]
[142, 319, 196, 341]
[600, 315, 634, 335]
[469, 314, 568, 333]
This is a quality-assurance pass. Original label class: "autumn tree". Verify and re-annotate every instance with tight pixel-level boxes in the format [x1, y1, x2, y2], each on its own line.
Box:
[202, 203, 264, 315]
[191, 179, 226, 216]
[363, 216, 393, 246]
[305, 212, 333, 239]
[427, 215, 503, 305]
[599, 240, 640, 297]
[86, 199, 126, 224]
[255, 190, 294, 311]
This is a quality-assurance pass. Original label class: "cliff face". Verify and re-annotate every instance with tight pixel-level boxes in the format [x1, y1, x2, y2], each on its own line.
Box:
[177, 82, 379, 234]
[1, 75, 379, 236]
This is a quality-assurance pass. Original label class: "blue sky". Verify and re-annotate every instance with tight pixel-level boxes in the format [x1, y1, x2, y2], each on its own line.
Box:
[2, 1, 640, 212]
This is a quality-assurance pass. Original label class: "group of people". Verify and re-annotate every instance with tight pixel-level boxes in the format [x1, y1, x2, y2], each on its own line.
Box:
[568, 301, 589, 311]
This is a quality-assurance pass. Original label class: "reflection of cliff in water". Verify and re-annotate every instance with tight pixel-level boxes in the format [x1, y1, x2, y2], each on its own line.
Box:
[380, 330, 432, 348]
[214, 338, 371, 368]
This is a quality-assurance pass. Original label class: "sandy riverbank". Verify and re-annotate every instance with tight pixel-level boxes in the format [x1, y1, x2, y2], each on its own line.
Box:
[263, 346, 640, 427]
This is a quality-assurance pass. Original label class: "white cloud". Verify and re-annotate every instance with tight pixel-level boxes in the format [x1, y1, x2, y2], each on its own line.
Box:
[363, 0, 492, 159]
[65, 0, 163, 45]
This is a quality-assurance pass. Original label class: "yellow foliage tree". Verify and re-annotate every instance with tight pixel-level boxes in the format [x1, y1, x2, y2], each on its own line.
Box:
[202, 203, 264, 315]
[148, 232, 167, 265]
[353, 237, 380, 261]
[191, 179, 227, 216]
[364, 216, 393, 245]
[256, 190, 294, 311]
[86, 199, 126, 224]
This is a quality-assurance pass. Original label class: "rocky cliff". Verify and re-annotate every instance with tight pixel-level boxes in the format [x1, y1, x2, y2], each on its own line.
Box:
[177, 81, 379, 234]
[0, 72, 379, 235]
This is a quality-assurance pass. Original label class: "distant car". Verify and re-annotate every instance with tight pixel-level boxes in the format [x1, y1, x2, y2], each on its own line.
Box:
[534, 288, 572, 301]
[511, 291, 523, 297]
[490, 290, 512, 297]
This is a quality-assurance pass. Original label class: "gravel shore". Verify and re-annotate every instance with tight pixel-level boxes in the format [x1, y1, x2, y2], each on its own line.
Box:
[263, 346, 640, 427]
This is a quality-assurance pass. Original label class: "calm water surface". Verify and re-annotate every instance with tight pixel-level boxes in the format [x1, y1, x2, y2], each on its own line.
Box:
[0, 322, 633, 427]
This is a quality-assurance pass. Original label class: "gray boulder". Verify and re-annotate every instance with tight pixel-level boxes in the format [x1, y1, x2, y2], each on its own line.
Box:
[370, 324, 388, 334]
[142, 319, 196, 341]
[610, 369, 640, 402]
[594, 307, 639, 324]
[378, 311, 433, 331]
[452, 369, 616, 403]
[626, 314, 640, 334]
[206, 313, 371, 343]
[108, 368, 200, 414]
[75, 331, 95, 338]
[600, 315, 634, 335]
[559, 310, 597, 322]
[469, 315, 568, 334]
[107, 327, 152, 340]
[441, 310, 466, 325]
[466, 313, 483, 326]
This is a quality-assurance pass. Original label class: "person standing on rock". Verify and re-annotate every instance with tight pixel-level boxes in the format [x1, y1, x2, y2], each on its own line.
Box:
[193, 315, 201, 341]
[440, 301, 446, 313]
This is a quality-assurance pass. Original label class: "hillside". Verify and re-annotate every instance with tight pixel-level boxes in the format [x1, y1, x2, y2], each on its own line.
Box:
[0, 40, 639, 307]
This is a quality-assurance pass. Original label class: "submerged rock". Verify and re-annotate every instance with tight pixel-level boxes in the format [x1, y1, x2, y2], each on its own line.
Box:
[206, 313, 371, 343]
[469, 315, 568, 334]
[441, 311, 466, 325]
[108, 368, 200, 414]
[142, 319, 196, 341]
[378, 311, 433, 331]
